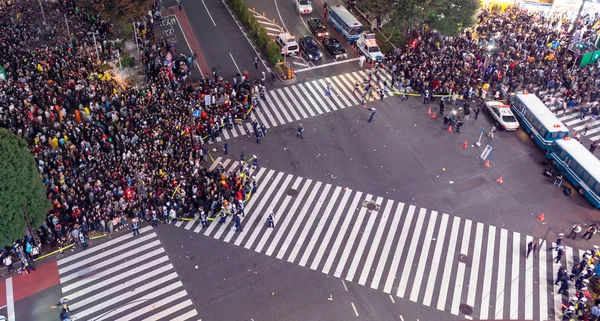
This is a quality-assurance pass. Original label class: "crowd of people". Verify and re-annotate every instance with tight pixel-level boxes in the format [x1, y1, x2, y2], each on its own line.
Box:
[0, 0, 264, 273]
[382, 5, 600, 135]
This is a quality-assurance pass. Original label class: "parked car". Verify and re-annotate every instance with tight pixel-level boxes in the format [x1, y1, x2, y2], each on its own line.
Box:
[484, 101, 520, 131]
[299, 35, 322, 61]
[323, 37, 347, 59]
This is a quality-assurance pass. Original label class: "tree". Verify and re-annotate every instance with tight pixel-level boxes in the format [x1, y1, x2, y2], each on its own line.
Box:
[358, 0, 480, 40]
[0, 128, 51, 247]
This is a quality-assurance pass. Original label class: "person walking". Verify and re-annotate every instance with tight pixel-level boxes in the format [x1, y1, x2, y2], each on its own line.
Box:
[368, 108, 376, 122]
[455, 117, 463, 134]
[267, 211, 275, 228]
[556, 266, 568, 285]
[558, 275, 569, 295]
[474, 105, 481, 120]
[2, 253, 14, 274]
[233, 213, 242, 232]
[359, 55, 365, 68]
[569, 224, 583, 240]
[131, 218, 140, 236]
[254, 57, 259, 69]
[526, 240, 538, 258]
[553, 233, 565, 249]
[297, 124, 304, 139]
[200, 210, 208, 228]
[151, 211, 158, 227]
[591, 141, 599, 154]
[583, 224, 598, 241]
[224, 141, 228, 155]
[555, 246, 565, 263]
[439, 99, 445, 116]
[177, 0, 182, 10]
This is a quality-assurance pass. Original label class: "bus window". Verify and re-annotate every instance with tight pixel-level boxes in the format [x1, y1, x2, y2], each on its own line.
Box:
[586, 176, 596, 189]
[560, 149, 567, 159]
[583, 172, 590, 182]
[594, 183, 600, 196]
[576, 165, 584, 176]
[539, 127, 547, 138]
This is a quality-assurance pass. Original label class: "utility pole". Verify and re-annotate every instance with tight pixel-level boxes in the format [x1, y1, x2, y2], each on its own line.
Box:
[88, 31, 101, 63]
[64, 14, 71, 41]
[22, 205, 39, 245]
[133, 22, 141, 55]
[38, 0, 47, 25]
[559, 0, 586, 66]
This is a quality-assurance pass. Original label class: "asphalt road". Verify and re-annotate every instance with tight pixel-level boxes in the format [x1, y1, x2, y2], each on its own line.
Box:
[157, 222, 452, 321]
[222, 94, 599, 247]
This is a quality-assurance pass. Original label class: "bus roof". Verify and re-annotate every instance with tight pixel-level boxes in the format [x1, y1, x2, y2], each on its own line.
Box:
[514, 93, 569, 133]
[329, 5, 362, 27]
[555, 138, 600, 182]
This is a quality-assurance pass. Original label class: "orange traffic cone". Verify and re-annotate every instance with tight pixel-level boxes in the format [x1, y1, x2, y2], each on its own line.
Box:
[497, 175, 503, 184]
[432, 112, 437, 119]
[447, 124, 453, 133]
[426, 107, 432, 115]
[462, 140, 468, 148]
[483, 159, 490, 168]
[537, 212, 545, 221]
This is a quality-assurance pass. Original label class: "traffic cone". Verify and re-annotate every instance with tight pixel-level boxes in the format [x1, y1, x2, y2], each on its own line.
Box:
[447, 124, 453, 133]
[483, 159, 490, 168]
[427, 107, 432, 115]
[497, 175, 503, 184]
[462, 140, 468, 148]
[537, 212, 545, 222]
[432, 112, 437, 119]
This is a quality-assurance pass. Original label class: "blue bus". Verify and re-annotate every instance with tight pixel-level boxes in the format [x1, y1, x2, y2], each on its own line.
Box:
[328, 5, 363, 43]
[547, 138, 600, 209]
[509, 92, 569, 149]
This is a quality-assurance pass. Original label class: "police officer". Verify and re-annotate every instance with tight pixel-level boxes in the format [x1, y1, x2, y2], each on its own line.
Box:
[556, 266, 568, 285]
[252, 155, 258, 168]
[267, 211, 275, 228]
[238, 200, 245, 217]
[297, 124, 304, 139]
[131, 218, 140, 236]
[555, 245, 565, 263]
[254, 57, 259, 69]
[200, 210, 208, 228]
[233, 213, 242, 232]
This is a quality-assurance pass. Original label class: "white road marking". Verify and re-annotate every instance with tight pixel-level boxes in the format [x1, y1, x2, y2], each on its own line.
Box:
[351, 302, 359, 316]
[200, 0, 216, 26]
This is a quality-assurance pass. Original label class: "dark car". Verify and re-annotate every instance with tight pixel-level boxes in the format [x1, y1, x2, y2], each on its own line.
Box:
[307, 18, 329, 39]
[323, 37, 347, 59]
[299, 36, 322, 61]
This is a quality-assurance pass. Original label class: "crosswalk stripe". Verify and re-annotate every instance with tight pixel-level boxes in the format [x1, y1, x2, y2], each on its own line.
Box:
[140, 299, 194, 321]
[525, 235, 534, 320]
[244, 174, 293, 249]
[422, 213, 449, 306]
[346, 196, 383, 282]
[321, 191, 362, 275]
[551, 242, 561, 320]
[266, 179, 313, 257]
[279, 88, 303, 120]
[68, 261, 172, 301]
[565, 246, 575, 299]
[359, 199, 393, 286]
[495, 229, 508, 318]
[255, 177, 303, 253]
[334, 194, 372, 278]
[184, 220, 195, 230]
[114, 290, 188, 321]
[466, 222, 484, 308]
[318, 78, 346, 110]
[324, 77, 352, 108]
[437, 216, 461, 311]
[263, 92, 287, 124]
[371, 202, 405, 290]
[60, 239, 162, 283]
[269, 90, 295, 123]
[309, 188, 351, 270]
[480, 225, 496, 319]
[383, 202, 413, 294]
[451, 219, 471, 315]
[288, 184, 332, 264]
[510, 232, 521, 319]
[303, 81, 332, 113]
[290, 85, 317, 117]
[57, 226, 153, 266]
[408, 208, 434, 301]
[396, 205, 422, 297]
[330, 75, 359, 106]
[297, 83, 324, 115]
[209, 157, 222, 170]
[254, 104, 272, 128]
[277, 182, 323, 260]
[299, 186, 342, 267]
[166, 309, 199, 321]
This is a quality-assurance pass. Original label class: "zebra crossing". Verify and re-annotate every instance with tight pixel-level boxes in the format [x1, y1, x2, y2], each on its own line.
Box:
[214, 69, 394, 142]
[548, 105, 600, 142]
[56, 227, 199, 321]
[172, 157, 597, 320]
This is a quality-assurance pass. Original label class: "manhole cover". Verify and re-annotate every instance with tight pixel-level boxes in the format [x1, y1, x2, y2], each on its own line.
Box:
[459, 303, 473, 315]
[366, 203, 377, 210]
[458, 254, 471, 264]
[286, 188, 298, 197]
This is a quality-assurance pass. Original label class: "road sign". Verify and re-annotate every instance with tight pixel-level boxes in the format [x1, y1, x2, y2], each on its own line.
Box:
[481, 127, 485, 133]
[480, 144, 493, 160]
[192, 109, 201, 118]
[552, 41, 559, 49]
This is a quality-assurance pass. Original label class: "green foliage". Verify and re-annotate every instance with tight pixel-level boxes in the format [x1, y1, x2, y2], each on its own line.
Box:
[358, 0, 479, 38]
[226, 0, 282, 65]
[0, 128, 51, 247]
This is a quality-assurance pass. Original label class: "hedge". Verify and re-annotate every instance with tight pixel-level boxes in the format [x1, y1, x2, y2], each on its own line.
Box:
[227, 0, 281, 65]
